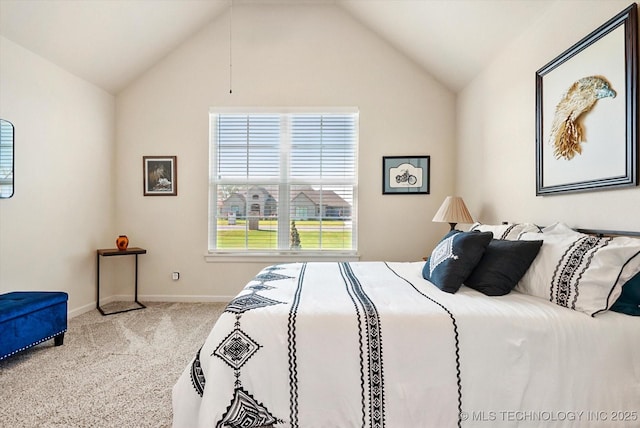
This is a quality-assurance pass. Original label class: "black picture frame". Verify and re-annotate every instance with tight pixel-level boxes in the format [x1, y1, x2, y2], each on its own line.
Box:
[143, 156, 177, 196]
[535, 3, 637, 195]
[382, 155, 430, 194]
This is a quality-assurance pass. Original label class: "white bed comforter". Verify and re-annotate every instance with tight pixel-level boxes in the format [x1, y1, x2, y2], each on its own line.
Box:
[172, 262, 640, 428]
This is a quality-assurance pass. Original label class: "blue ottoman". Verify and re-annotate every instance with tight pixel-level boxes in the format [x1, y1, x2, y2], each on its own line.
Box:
[0, 292, 68, 360]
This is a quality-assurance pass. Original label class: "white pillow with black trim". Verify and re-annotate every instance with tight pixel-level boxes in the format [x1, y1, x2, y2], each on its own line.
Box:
[469, 222, 541, 240]
[517, 223, 640, 316]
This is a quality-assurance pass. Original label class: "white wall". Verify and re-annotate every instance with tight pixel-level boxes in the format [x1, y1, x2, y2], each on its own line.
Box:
[0, 36, 115, 315]
[7, 1, 636, 313]
[115, 3, 456, 300]
[457, 1, 640, 231]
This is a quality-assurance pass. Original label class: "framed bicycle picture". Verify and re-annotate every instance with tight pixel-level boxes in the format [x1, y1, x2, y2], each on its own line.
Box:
[382, 155, 430, 194]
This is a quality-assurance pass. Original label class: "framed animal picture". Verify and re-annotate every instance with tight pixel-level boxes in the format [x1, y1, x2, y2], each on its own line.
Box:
[143, 156, 177, 196]
[535, 4, 637, 195]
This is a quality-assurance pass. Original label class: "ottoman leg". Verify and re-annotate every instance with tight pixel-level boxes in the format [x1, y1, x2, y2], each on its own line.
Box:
[54, 333, 65, 346]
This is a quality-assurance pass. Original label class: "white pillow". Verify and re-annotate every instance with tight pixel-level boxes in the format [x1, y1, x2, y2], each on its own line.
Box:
[469, 222, 541, 240]
[517, 223, 640, 316]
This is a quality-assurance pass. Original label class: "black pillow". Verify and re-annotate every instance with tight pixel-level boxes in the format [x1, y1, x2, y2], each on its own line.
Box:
[610, 271, 640, 316]
[422, 230, 493, 293]
[465, 239, 543, 296]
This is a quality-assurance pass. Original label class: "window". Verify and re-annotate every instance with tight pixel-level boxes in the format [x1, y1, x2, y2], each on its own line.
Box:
[0, 119, 14, 199]
[209, 108, 358, 255]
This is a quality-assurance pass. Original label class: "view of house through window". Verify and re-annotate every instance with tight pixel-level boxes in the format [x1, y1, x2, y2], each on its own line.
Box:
[209, 109, 358, 253]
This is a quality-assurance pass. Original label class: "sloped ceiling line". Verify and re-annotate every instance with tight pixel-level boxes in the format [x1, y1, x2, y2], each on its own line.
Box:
[0, 0, 555, 94]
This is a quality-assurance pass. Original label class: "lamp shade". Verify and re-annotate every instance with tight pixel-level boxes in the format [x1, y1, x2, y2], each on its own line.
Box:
[432, 196, 474, 227]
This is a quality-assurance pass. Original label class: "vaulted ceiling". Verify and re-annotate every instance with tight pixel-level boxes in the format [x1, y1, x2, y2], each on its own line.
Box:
[0, 0, 556, 94]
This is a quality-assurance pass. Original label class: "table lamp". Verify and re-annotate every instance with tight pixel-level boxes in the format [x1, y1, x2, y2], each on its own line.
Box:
[432, 196, 474, 231]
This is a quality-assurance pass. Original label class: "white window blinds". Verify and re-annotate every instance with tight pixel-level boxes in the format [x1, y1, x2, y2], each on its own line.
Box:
[0, 119, 14, 198]
[209, 109, 358, 253]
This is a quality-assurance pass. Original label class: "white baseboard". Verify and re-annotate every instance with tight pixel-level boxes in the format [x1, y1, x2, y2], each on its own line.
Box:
[69, 295, 120, 319]
[139, 294, 234, 303]
[68, 301, 99, 318]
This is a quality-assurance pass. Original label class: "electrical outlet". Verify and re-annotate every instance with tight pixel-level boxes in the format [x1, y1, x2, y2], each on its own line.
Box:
[172, 272, 180, 281]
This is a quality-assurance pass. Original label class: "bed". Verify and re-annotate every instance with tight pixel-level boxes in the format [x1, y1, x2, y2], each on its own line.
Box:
[172, 223, 640, 427]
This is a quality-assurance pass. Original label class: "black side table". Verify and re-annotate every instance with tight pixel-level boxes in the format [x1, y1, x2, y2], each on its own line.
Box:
[96, 247, 147, 316]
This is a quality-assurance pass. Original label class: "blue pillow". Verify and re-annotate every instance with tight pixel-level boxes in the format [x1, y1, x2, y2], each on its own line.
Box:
[423, 230, 493, 293]
[610, 271, 640, 316]
[465, 239, 543, 296]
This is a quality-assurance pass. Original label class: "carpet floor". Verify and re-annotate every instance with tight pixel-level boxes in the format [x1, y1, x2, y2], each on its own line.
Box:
[0, 302, 226, 428]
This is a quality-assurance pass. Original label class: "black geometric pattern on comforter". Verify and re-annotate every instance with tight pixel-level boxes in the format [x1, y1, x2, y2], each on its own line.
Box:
[189, 266, 293, 427]
[213, 328, 261, 370]
[225, 293, 284, 314]
[189, 262, 463, 428]
[340, 262, 385, 428]
[190, 347, 206, 397]
[216, 387, 278, 428]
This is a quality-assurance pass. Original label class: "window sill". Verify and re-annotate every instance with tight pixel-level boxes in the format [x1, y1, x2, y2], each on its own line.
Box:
[204, 251, 361, 263]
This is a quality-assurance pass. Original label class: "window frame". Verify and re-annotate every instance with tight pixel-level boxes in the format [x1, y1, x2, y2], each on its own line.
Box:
[206, 107, 359, 262]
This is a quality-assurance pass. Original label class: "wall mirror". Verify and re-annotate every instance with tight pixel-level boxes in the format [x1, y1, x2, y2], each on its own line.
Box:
[0, 119, 14, 198]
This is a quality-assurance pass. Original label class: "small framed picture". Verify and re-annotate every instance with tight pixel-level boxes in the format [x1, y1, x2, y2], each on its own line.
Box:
[382, 155, 430, 194]
[143, 156, 177, 196]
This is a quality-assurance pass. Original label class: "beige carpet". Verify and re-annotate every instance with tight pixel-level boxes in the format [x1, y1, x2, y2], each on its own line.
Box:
[0, 302, 226, 428]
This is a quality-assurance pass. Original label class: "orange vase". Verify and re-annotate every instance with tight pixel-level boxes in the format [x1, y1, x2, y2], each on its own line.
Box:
[116, 235, 129, 251]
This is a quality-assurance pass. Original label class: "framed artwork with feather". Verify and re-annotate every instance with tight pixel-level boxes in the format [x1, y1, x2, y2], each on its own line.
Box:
[535, 3, 637, 195]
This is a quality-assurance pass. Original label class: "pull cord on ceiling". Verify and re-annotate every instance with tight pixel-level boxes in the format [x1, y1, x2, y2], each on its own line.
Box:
[229, 0, 233, 94]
